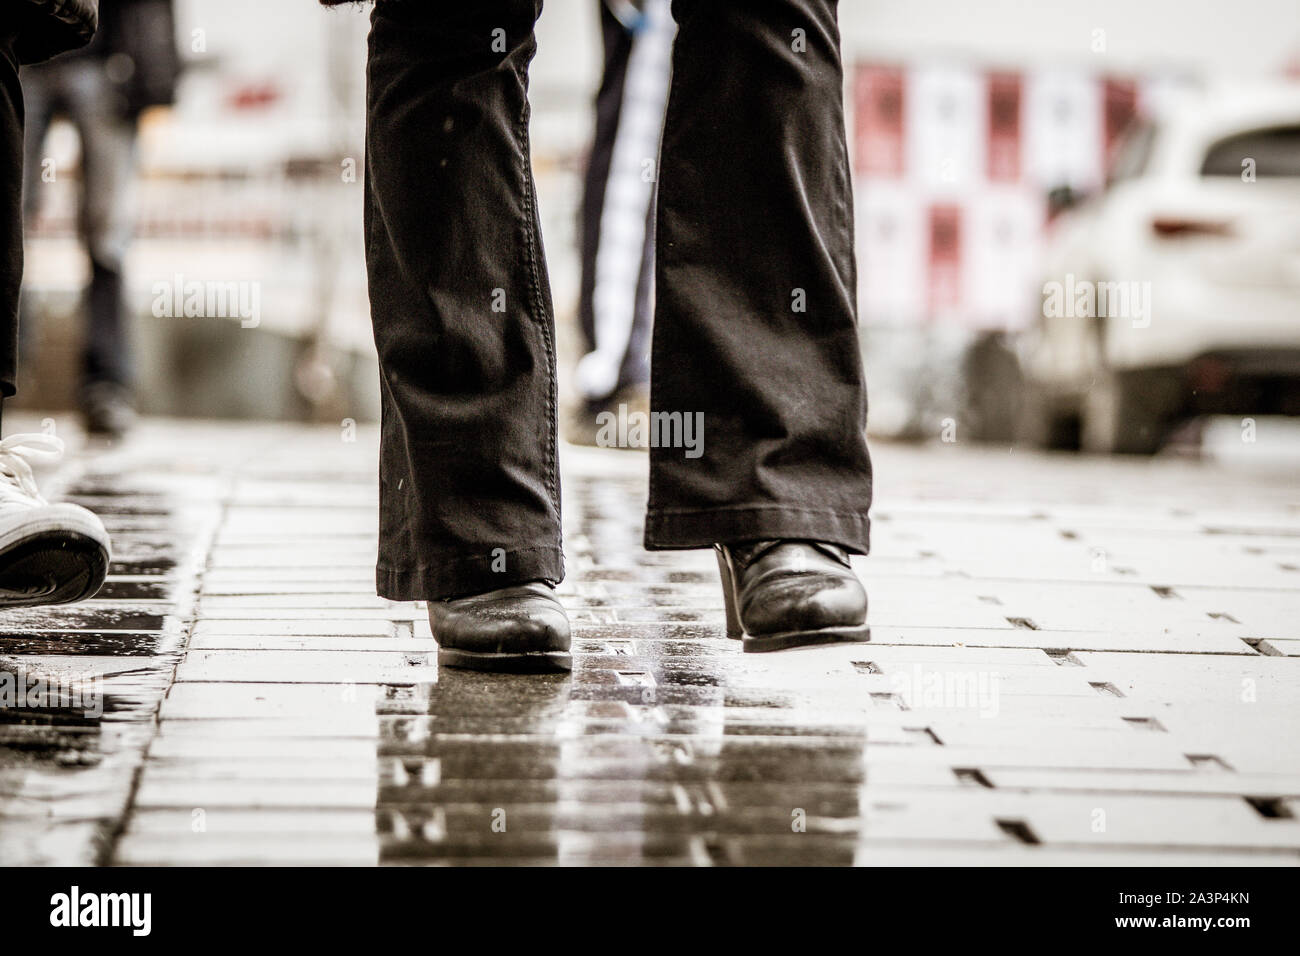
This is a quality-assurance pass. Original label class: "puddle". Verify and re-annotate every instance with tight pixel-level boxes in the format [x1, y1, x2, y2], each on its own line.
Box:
[94, 580, 174, 601]
[0, 606, 170, 633]
[0, 467, 200, 864]
[0, 631, 173, 655]
[372, 644, 870, 865]
[0, 663, 154, 768]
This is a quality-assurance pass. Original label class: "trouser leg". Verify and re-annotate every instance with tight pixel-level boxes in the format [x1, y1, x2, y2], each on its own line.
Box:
[0, 27, 23, 400]
[364, 0, 562, 600]
[645, 0, 873, 553]
[16, 65, 53, 372]
[66, 61, 138, 393]
[574, 0, 672, 402]
[576, 1, 633, 374]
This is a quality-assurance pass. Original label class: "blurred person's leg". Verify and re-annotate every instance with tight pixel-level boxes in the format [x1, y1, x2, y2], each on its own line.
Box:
[569, 0, 672, 444]
[362, 0, 568, 670]
[64, 59, 139, 437]
[575, 1, 633, 375]
[1, 23, 22, 409]
[0, 23, 110, 608]
[646, 0, 872, 650]
[16, 62, 58, 391]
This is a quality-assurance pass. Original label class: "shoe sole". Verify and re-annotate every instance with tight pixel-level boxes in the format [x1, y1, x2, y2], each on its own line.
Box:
[737, 623, 871, 653]
[437, 647, 572, 674]
[0, 530, 110, 608]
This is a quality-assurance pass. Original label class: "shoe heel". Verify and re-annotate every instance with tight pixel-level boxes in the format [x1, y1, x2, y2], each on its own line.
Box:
[714, 545, 744, 640]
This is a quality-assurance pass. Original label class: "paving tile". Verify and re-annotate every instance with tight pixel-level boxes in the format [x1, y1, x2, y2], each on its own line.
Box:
[159, 681, 393, 720]
[853, 846, 1300, 866]
[188, 634, 434, 652]
[114, 833, 378, 865]
[174, 650, 438, 684]
[199, 594, 395, 610]
[0, 820, 103, 866]
[148, 736, 378, 761]
[141, 759, 379, 781]
[869, 625, 1257, 654]
[192, 619, 395, 637]
[154, 717, 380, 737]
[133, 777, 378, 809]
[983, 768, 1300, 797]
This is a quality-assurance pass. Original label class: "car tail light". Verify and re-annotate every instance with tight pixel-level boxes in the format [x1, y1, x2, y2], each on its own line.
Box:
[1151, 216, 1234, 239]
[1189, 356, 1231, 393]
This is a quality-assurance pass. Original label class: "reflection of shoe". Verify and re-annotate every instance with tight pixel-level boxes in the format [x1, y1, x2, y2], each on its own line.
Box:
[564, 384, 650, 449]
[430, 581, 572, 673]
[81, 382, 136, 439]
[715, 540, 869, 653]
[0, 434, 110, 609]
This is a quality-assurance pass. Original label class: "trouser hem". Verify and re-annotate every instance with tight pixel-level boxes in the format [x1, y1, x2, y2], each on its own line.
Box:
[377, 546, 564, 602]
[644, 505, 871, 555]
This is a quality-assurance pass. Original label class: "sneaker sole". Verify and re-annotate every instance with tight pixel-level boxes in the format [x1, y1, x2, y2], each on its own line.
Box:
[437, 647, 573, 674]
[0, 530, 110, 608]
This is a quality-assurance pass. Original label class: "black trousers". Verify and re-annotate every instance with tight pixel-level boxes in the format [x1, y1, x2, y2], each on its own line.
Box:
[1, 25, 23, 399]
[365, 0, 872, 601]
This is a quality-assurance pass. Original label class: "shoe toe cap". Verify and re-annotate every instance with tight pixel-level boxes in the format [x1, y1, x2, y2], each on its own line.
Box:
[432, 592, 571, 654]
[740, 574, 867, 636]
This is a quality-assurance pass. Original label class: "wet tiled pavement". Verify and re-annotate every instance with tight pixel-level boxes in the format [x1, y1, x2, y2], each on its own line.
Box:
[3, 419, 1299, 865]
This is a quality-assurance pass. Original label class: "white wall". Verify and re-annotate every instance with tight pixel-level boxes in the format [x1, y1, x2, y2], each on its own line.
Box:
[841, 0, 1299, 77]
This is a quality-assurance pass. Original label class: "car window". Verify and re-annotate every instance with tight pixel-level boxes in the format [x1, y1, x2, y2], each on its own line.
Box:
[1201, 125, 1300, 177]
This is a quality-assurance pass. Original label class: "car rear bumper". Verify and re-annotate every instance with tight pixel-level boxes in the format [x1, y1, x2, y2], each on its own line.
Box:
[1105, 286, 1300, 371]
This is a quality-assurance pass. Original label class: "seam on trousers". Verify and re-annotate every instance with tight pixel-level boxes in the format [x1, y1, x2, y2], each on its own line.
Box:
[644, 52, 683, 518]
[516, 71, 560, 529]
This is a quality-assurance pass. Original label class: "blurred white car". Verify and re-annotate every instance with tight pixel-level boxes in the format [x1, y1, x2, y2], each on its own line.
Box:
[1020, 84, 1300, 453]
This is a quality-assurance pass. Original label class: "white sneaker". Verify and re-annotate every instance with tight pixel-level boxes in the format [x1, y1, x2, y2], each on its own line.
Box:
[0, 433, 111, 608]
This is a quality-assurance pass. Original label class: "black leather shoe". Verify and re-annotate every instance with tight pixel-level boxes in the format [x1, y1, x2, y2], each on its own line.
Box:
[715, 541, 869, 652]
[429, 581, 572, 673]
[81, 381, 136, 440]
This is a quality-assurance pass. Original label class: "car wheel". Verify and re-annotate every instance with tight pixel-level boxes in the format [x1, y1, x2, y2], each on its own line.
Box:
[1019, 395, 1080, 450]
[1013, 369, 1080, 451]
[1082, 369, 1177, 455]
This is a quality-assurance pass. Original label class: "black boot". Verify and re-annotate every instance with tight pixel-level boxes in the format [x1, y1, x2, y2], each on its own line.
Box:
[715, 541, 869, 653]
[429, 581, 571, 673]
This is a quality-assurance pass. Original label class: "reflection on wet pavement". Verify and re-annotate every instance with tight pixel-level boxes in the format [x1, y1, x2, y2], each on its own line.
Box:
[7, 421, 1300, 865]
[374, 472, 871, 865]
[1, 426, 221, 864]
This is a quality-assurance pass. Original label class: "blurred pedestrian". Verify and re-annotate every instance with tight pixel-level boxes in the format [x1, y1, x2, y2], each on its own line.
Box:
[334, 0, 873, 672]
[567, 0, 673, 446]
[0, 0, 112, 608]
[20, 0, 181, 438]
